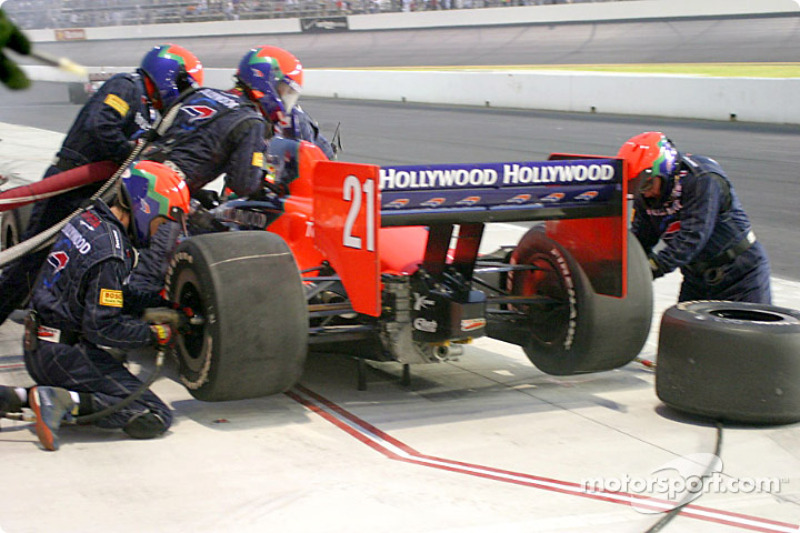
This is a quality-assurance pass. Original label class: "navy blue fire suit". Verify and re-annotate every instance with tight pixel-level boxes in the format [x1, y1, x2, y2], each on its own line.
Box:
[128, 87, 268, 292]
[142, 87, 267, 197]
[0, 72, 153, 324]
[24, 200, 171, 431]
[632, 153, 771, 303]
[280, 105, 336, 160]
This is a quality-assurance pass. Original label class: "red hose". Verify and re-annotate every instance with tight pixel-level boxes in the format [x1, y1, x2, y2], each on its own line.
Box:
[0, 161, 118, 212]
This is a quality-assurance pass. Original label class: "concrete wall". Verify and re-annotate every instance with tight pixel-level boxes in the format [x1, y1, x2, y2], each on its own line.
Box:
[302, 69, 800, 125]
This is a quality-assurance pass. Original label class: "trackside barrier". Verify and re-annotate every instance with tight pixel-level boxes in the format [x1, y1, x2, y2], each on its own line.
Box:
[24, 65, 799, 126]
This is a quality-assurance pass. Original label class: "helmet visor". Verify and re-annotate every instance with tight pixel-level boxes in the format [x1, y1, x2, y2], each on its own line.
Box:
[277, 81, 300, 114]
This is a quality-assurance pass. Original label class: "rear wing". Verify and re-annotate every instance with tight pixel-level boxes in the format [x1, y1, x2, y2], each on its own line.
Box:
[378, 158, 624, 226]
[312, 152, 628, 317]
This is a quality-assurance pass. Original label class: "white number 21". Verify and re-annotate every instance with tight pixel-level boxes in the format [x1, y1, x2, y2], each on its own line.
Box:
[342, 175, 375, 251]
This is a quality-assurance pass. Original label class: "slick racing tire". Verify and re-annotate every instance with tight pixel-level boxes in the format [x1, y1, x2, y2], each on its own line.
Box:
[507, 229, 652, 375]
[656, 301, 800, 425]
[165, 231, 308, 401]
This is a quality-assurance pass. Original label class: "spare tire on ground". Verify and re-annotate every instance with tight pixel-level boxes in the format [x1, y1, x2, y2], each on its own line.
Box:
[656, 301, 800, 425]
[165, 231, 308, 402]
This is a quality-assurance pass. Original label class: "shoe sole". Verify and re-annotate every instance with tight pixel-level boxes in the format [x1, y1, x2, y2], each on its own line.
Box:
[29, 390, 58, 452]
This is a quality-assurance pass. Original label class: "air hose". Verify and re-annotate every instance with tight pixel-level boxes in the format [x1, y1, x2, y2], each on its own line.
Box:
[0, 90, 190, 269]
[74, 349, 165, 425]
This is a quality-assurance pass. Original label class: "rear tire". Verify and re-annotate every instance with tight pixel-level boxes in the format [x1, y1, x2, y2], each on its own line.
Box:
[656, 301, 800, 424]
[508, 229, 652, 375]
[165, 231, 308, 401]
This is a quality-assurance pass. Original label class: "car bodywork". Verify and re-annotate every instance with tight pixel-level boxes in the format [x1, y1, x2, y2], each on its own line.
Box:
[172, 137, 652, 400]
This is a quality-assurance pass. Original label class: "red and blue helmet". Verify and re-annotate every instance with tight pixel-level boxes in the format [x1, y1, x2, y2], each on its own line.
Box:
[236, 46, 303, 122]
[121, 161, 191, 247]
[138, 44, 204, 110]
[617, 131, 679, 193]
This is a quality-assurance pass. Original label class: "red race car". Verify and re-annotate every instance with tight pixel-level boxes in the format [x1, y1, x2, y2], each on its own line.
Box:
[165, 137, 653, 401]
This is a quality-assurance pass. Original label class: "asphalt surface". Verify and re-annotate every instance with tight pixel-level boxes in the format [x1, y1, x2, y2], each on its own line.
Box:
[0, 82, 797, 280]
[23, 14, 800, 68]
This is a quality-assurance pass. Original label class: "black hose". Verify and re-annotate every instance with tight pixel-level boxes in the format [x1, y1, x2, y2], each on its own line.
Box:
[74, 349, 165, 425]
[643, 421, 724, 533]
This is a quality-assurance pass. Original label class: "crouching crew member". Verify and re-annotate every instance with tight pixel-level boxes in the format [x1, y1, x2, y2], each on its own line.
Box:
[0, 162, 191, 451]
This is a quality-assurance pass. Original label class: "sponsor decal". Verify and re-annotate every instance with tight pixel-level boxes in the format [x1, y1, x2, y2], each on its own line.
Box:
[412, 293, 435, 311]
[461, 318, 487, 332]
[421, 197, 446, 207]
[99, 288, 123, 308]
[222, 208, 269, 229]
[413, 317, 438, 333]
[575, 190, 599, 201]
[380, 160, 618, 191]
[62, 224, 91, 254]
[55, 28, 86, 41]
[182, 105, 217, 122]
[540, 192, 565, 203]
[80, 212, 101, 229]
[196, 88, 240, 109]
[140, 200, 151, 215]
[37, 325, 61, 343]
[385, 198, 410, 209]
[663, 220, 681, 238]
[47, 251, 69, 274]
[507, 193, 532, 204]
[104, 94, 130, 117]
[301, 16, 349, 33]
[456, 196, 481, 206]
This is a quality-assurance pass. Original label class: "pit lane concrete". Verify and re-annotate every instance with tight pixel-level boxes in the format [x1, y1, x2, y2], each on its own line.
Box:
[1, 102, 800, 531]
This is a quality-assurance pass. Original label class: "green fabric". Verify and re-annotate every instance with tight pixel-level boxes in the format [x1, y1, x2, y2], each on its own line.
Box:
[0, 9, 31, 90]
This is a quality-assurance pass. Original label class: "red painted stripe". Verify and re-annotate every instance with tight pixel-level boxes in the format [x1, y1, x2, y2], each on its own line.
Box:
[287, 385, 799, 533]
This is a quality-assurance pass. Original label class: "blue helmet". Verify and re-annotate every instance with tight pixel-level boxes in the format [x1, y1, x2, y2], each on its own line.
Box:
[121, 161, 191, 247]
[138, 44, 204, 110]
[235, 46, 303, 122]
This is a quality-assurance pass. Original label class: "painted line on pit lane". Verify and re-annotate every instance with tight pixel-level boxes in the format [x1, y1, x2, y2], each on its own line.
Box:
[287, 384, 799, 533]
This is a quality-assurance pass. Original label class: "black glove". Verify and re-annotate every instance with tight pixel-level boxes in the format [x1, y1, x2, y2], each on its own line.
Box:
[0, 9, 31, 90]
[194, 189, 220, 209]
[648, 255, 666, 280]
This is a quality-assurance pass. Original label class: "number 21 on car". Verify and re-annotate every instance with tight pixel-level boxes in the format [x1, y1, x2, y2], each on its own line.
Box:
[313, 161, 382, 316]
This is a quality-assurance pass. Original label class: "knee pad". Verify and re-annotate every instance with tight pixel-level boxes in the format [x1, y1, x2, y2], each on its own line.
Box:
[123, 411, 168, 439]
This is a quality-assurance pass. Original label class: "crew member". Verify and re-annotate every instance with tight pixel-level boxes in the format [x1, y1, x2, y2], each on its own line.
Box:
[0, 43, 203, 325]
[234, 45, 336, 159]
[0, 161, 191, 451]
[619, 131, 771, 303]
[128, 56, 270, 292]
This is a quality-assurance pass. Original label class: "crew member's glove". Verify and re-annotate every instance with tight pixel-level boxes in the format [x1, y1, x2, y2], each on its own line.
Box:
[145, 306, 192, 335]
[0, 9, 31, 90]
[648, 255, 666, 280]
[194, 189, 220, 210]
[150, 323, 176, 348]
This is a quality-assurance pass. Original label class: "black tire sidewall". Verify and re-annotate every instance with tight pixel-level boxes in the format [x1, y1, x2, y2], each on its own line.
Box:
[511, 229, 595, 374]
[657, 301, 800, 424]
